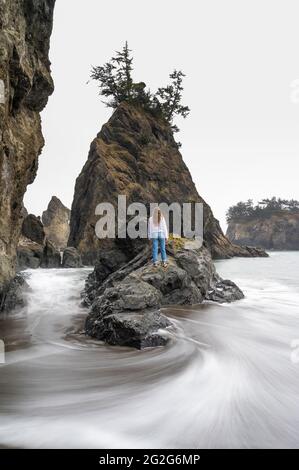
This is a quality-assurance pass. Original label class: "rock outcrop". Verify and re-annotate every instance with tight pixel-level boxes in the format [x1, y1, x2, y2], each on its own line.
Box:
[17, 196, 72, 270]
[17, 213, 82, 270]
[0, 0, 56, 311]
[62, 247, 82, 268]
[42, 196, 70, 250]
[84, 240, 244, 349]
[21, 214, 45, 245]
[69, 102, 265, 264]
[227, 212, 299, 251]
[17, 236, 44, 270]
[17, 214, 60, 270]
[40, 239, 61, 268]
[0, 274, 28, 312]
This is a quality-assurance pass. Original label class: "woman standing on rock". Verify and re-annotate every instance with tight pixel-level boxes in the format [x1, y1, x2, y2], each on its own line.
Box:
[148, 208, 169, 267]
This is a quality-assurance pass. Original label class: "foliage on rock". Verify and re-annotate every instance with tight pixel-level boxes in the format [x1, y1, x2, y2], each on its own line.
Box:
[90, 42, 190, 135]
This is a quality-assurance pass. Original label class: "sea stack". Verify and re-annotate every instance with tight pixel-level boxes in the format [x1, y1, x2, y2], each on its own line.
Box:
[69, 102, 264, 264]
[68, 101, 266, 349]
[42, 196, 71, 250]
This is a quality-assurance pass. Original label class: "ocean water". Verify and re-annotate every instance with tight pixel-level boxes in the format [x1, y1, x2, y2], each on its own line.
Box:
[0, 252, 298, 449]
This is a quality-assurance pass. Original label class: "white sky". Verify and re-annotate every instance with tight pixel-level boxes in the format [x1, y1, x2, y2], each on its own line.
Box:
[24, 0, 299, 230]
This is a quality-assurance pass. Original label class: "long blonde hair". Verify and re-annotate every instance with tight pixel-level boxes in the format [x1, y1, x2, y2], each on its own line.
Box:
[153, 207, 163, 225]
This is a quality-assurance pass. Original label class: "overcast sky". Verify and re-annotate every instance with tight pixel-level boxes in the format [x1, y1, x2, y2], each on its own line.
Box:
[24, 0, 299, 230]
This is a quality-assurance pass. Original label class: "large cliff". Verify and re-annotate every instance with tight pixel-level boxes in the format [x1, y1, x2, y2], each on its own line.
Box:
[0, 0, 55, 310]
[69, 102, 264, 263]
[227, 211, 299, 250]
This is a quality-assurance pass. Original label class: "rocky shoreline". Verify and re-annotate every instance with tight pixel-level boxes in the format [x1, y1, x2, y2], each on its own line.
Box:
[0, 0, 267, 351]
[227, 211, 299, 251]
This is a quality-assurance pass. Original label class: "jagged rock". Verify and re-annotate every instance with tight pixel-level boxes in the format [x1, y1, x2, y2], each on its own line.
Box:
[0, 275, 28, 313]
[129, 264, 203, 305]
[62, 247, 83, 268]
[17, 237, 44, 270]
[0, 0, 55, 307]
[91, 279, 162, 316]
[174, 248, 215, 295]
[42, 196, 70, 250]
[227, 212, 299, 251]
[241, 246, 269, 257]
[18, 237, 61, 270]
[84, 240, 244, 349]
[21, 214, 45, 245]
[83, 246, 152, 306]
[18, 249, 41, 270]
[69, 102, 263, 263]
[206, 278, 244, 303]
[85, 279, 170, 349]
[17, 214, 57, 270]
[86, 310, 171, 349]
[17, 207, 68, 270]
[40, 240, 61, 268]
[88, 249, 128, 285]
[17, 239, 61, 270]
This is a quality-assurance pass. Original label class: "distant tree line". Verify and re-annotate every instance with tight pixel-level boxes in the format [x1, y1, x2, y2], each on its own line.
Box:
[226, 197, 299, 222]
[90, 42, 190, 136]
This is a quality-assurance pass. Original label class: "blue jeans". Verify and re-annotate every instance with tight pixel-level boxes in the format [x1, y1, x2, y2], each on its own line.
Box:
[152, 232, 167, 263]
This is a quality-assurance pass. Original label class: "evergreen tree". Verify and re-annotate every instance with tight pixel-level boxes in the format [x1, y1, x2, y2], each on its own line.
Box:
[227, 197, 299, 222]
[90, 41, 135, 108]
[287, 199, 299, 211]
[156, 70, 190, 132]
[112, 41, 134, 101]
[90, 43, 190, 134]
